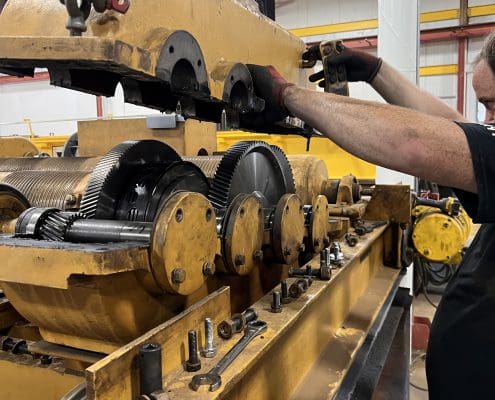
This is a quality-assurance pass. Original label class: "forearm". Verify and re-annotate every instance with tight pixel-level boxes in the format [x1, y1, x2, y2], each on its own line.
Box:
[371, 62, 466, 121]
[283, 86, 476, 192]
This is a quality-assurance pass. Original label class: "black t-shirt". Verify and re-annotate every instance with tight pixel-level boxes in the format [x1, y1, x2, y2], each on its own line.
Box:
[426, 122, 495, 399]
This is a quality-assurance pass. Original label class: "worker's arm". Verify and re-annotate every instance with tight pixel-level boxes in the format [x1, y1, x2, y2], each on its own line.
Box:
[371, 61, 466, 121]
[305, 44, 466, 121]
[282, 85, 475, 192]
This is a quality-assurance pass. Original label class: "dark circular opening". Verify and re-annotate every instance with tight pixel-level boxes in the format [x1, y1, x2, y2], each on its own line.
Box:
[197, 148, 208, 156]
[171, 59, 198, 93]
[197, 59, 202, 67]
[169, 45, 175, 54]
[206, 208, 213, 222]
[229, 81, 249, 111]
[240, 208, 245, 218]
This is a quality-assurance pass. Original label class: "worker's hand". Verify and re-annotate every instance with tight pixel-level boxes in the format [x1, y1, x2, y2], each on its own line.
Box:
[303, 43, 382, 86]
[244, 65, 295, 124]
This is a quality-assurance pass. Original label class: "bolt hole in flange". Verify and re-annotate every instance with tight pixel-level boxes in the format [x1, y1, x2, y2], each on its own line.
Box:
[169, 46, 175, 54]
[175, 208, 183, 223]
[206, 208, 213, 222]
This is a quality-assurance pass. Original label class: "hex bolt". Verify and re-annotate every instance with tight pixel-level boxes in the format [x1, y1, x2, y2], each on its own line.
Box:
[201, 318, 217, 358]
[202, 262, 216, 277]
[242, 307, 258, 324]
[289, 279, 309, 299]
[271, 291, 282, 313]
[320, 249, 329, 268]
[218, 308, 258, 339]
[281, 280, 291, 304]
[185, 330, 201, 372]
[171, 268, 186, 284]
[253, 250, 264, 261]
[234, 254, 245, 266]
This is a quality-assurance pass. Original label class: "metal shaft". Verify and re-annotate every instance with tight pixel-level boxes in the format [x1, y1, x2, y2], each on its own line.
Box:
[66, 219, 152, 243]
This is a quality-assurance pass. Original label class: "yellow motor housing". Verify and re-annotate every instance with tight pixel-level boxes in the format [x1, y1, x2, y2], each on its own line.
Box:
[412, 203, 471, 264]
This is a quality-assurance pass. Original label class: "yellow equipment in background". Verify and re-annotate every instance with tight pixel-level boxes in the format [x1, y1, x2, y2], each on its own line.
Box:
[217, 132, 376, 181]
[412, 197, 472, 265]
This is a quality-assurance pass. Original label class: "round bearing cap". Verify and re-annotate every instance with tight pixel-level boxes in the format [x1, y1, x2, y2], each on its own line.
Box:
[272, 194, 305, 264]
[150, 192, 217, 295]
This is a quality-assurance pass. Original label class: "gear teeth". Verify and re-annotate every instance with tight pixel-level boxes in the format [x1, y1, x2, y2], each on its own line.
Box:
[79, 142, 134, 218]
[39, 211, 86, 241]
[269, 145, 296, 194]
[79, 141, 181, 219]
[208, 141, 295, 210]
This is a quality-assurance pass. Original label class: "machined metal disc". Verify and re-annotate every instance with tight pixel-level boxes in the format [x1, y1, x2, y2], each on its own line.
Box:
[209, 141, 295, 209]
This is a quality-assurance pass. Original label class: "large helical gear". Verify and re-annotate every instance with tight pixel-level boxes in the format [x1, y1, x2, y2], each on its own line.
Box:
[208, 141, 295, 209]
[79, 140, 182, 219]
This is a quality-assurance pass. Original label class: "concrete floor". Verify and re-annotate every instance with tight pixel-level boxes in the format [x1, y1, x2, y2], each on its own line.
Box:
[410, 292, 442, 400]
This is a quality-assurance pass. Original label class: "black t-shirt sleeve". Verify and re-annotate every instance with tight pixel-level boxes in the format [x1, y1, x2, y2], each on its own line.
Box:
[454, 122, 495, 223]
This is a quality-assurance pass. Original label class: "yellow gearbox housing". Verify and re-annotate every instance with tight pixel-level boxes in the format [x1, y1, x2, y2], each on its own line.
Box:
[412, 200, 471, 264]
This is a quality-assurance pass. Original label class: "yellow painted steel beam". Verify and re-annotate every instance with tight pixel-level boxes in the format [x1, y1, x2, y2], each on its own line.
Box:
[468, 4, 495, 17]
[420, 64, 458, 77]
[289, 19, 378, 38]
[290, 5, 495, 37]
[420, 9, 459, 23]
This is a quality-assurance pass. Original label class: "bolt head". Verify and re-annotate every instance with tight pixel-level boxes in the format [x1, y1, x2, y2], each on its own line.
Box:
[201, 348, 217, 358]
[171, 268, 186, 284]
[202, 262, 216, 276]
[234, 255, 246, 266]
[298, 244, 306, 253]
[289, 285, 303, 298]
[253, 250, 264, 261]
[185, 359, 201, 372]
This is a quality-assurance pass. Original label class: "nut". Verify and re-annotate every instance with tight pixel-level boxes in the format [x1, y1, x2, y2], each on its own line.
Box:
[171, 268, 186, 284]
[234, 254, 245, 266]
[202, 262, 216, 277]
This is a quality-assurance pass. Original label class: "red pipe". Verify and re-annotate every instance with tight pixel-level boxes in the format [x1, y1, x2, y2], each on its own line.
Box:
[457, 38, 466, 115]
[96, 96, 103, 118]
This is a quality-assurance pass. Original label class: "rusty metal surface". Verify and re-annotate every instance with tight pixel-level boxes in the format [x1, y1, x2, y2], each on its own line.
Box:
[363, 185, 411, 224]
[86, 287, 231, 400]
[148, 226, 399, 400]
[0, 356, 83, 400]
[78, 119, 217, 157]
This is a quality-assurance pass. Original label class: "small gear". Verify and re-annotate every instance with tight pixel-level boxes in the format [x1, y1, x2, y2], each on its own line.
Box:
[208, 141, 295, 210]
[39, 211, 86, 241]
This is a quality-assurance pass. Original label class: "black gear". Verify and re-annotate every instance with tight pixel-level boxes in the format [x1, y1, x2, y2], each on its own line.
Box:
[208, 141, 295, 209]
[79, 140, 181, 219]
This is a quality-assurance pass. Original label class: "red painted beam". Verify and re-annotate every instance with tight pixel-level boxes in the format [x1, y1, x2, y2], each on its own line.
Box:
[321, 22, 495, 49]
[0, 71, 50, 85]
